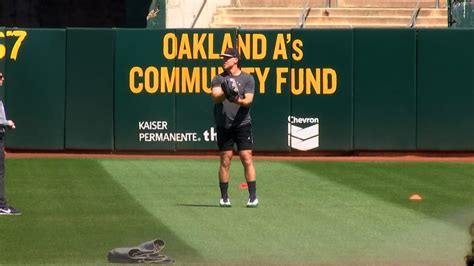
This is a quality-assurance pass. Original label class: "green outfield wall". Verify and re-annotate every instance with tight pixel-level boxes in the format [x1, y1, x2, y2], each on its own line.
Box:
[353, 29, 417, 151]
[65, 29, 115, 150]
[0, 28, 473, 152]
[291, 29, 353, 151]
[0, 28, 5, 101]
[416, 29, 474, 150]
[114, 29, 176, 151]
[4, 29, 65, 150]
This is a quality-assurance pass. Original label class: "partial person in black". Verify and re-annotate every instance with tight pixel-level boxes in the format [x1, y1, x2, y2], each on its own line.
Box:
[0, 72, 21, 216]
[211, 48, 258, 208]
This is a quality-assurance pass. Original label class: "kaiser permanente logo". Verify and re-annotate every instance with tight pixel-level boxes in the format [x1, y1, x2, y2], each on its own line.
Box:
[287, 116, 319, 151]
[137, 120, 217, 142]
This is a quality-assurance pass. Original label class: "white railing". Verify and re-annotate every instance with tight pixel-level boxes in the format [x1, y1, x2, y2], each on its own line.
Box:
[296, 0, 311, 28]
[191, 0, 208, 28]
[326, 0, 338, 8]
[409, 0, 422, 27]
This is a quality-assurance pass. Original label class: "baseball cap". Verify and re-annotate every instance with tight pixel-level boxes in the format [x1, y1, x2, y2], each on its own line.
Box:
[220, 47, 239, 58]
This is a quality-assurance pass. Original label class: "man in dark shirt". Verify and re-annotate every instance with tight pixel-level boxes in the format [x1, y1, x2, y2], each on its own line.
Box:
[211, 48, 258, 208]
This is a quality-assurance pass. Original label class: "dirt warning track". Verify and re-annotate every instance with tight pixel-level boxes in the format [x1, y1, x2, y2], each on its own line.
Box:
[5, 151, 474, 163]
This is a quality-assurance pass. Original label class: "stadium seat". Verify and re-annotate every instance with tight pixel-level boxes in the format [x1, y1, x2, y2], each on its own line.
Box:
[210, 0, 447, 28]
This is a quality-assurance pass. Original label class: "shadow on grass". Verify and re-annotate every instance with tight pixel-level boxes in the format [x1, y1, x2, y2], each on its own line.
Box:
[177, 203, 221, 208]
[0, 158, 201, 264]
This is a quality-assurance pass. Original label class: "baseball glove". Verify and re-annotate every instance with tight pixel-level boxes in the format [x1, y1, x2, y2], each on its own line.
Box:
[221, 79, 238, 102]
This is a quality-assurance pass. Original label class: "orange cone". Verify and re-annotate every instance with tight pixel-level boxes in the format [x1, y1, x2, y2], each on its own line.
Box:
[409, 194, 423, 201]
[239, 183, 248, 189]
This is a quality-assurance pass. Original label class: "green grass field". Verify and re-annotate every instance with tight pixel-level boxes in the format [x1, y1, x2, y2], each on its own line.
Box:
[0, 157, 473, 265]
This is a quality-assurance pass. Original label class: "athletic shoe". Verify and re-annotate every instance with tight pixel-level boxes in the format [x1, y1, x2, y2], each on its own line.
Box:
[0, 206, 22, 215]
[246, 198, 259, 208]
[219, 198, 231, 207]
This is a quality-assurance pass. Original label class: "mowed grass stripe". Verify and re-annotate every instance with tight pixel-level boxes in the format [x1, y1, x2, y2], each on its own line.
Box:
[286, 161, 473, 265]
[101, 159, 470, 265]
[0, 158, 200, 265]
[291, 161, 474, 226]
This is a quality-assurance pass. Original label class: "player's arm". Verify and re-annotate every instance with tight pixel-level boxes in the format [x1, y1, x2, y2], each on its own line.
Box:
[211, 86, 226, 103]
[235, 92, 254, 107]
[211, 75, 226, 103]
[235, 75, 255, 107]
[0, 120, 15, 129]
[6, 120, 15, 129]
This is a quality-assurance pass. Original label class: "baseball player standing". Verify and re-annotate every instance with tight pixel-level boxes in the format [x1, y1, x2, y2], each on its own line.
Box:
[211, 47, 258, 208]
[0, 72, 20, 215]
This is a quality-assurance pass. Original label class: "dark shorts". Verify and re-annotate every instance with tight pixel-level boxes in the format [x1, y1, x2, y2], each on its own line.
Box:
[217, 124, 253, 151]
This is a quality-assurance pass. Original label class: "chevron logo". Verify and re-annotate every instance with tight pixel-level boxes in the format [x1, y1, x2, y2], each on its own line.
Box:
[287, 116, 319, 151]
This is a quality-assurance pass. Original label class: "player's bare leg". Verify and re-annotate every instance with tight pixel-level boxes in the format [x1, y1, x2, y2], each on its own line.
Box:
[218, 150, 233, 207]
[239, 150, 258, 207]
[239, 150, 255, 182]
